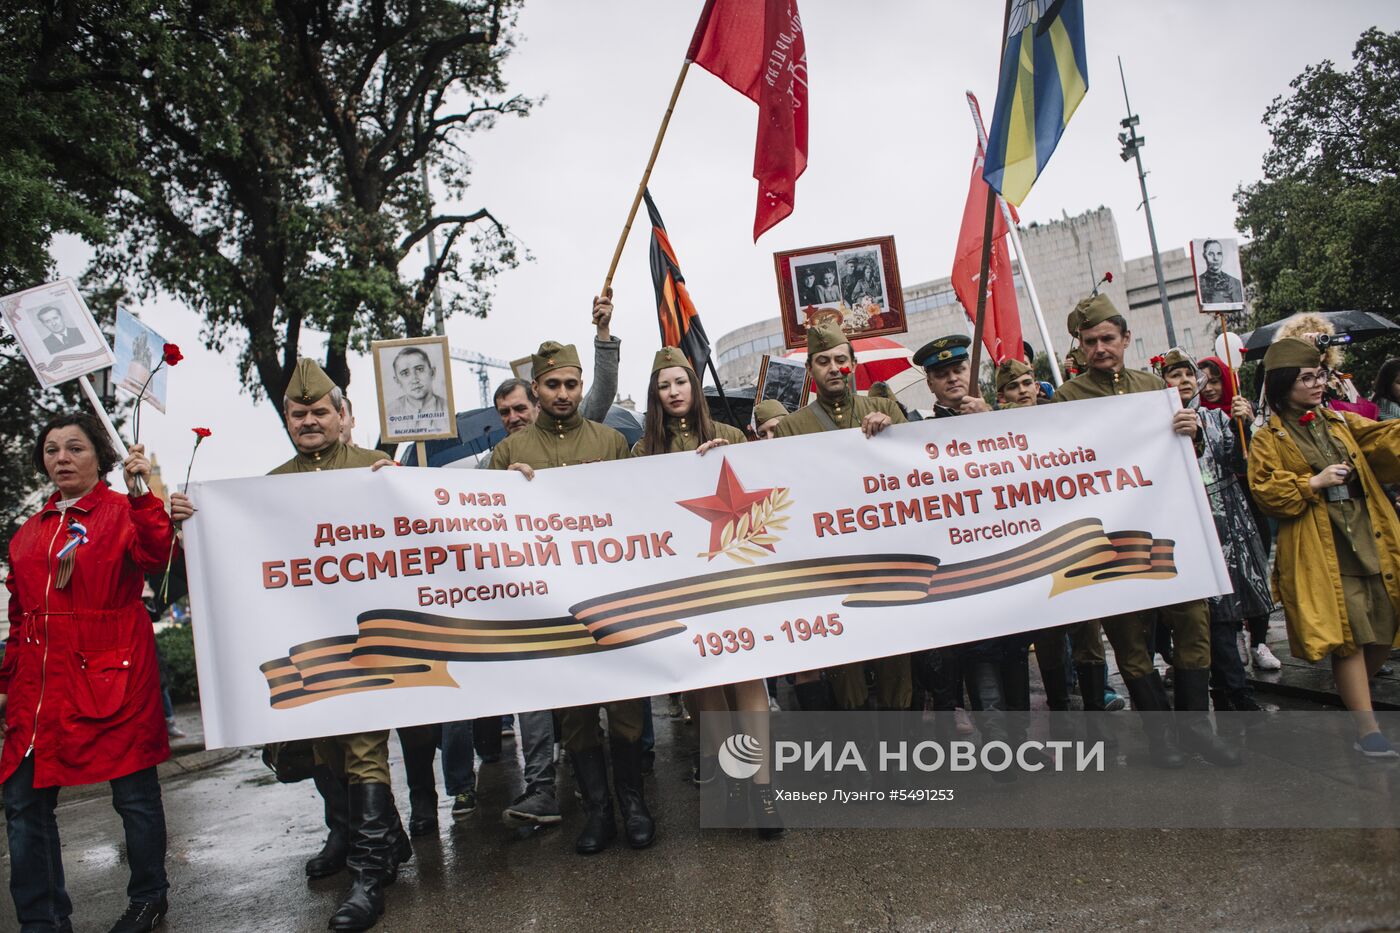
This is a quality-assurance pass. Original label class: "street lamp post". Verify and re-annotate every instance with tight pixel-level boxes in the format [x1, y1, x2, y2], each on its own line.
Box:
[1117, 57, 1176, 348]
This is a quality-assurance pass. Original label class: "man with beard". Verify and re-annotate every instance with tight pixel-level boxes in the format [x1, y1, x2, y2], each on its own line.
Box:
[489, 340, 653, 856]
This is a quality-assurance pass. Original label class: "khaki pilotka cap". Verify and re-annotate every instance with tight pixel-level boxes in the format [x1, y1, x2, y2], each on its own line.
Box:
[532, 340, 582, 379]
[651, 346, 695, 376]
[752, 399, 789, 425]
[1263, 336, 1323, 372]
[1157, 348, 1195, 375]
[994, 357, 1034, 392]
[805, 322, 850, 355]
[285, 358, 337, 405]
[1073, 293, 1122, 331]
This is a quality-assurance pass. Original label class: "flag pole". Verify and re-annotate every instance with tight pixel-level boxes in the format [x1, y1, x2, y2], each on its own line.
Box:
[965, 92, 1063, 386]
[601, 60, 694, 296]
[967, 0, 1015, 388]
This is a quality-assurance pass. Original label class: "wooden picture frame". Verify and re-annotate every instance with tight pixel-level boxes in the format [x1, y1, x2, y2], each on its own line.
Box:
[773, 235, 906, 350]
[371, 335, 458, 443]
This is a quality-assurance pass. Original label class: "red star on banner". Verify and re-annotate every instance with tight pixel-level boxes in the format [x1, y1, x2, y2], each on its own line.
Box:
[677, 457, 775, 556]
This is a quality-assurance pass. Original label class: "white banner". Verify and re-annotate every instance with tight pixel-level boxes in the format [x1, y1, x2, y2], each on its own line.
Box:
[185, 390, 1229, 749]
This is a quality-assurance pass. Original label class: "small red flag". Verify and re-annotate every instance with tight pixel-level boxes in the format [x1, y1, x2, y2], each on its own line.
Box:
[688, 0, 809, 241]
[951, 106, 1023, 364]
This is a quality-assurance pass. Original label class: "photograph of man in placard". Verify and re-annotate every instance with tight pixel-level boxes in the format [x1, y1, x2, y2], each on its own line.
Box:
[1194, 237, 1245, 307]
[382, 343, 450, 437]
[36, 304, 86, 354]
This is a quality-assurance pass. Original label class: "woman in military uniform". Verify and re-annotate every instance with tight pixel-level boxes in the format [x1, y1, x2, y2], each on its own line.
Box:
[632, 348, 781, 837]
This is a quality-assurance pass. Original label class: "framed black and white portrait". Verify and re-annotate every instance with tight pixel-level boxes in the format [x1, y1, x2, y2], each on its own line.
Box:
[1190, 237, 1245, 312]
[372, 335, 458, 442]
[0, 278, 115, 388]
[774, 236, 906, 350]
[755, 354, 809, 415]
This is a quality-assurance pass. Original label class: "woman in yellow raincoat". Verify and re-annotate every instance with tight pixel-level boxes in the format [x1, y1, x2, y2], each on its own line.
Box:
[1248, 337, 1400, 758]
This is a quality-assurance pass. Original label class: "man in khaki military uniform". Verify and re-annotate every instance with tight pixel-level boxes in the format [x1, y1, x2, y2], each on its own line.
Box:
[268, 359, 407, 932]
[1053, 295, 1239, 768]
[490, 340, 655, 855]
[995, 357, 1040, 409]
[773, 323, 910, 710]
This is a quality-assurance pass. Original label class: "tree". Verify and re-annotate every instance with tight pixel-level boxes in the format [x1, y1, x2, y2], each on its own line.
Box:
[0, 4, 135, 534]
[1235, 27, 1400, 395]
[31, 0, 531, 404]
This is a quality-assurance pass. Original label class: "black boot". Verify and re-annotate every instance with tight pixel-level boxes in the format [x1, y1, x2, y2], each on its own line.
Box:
[406, 786, 438, 838]
[794, 680, 832, 711]
[1174, 668, 1243, 766]
[1074, 663, 1118, 750]
[571, 746, 617, 855]
[610, 738, 656, 849]
[307, 766, 350, 879]
[1122, 673, 1185, 769]
[329, 783, 397, 931]
[752, 784, 784, 839]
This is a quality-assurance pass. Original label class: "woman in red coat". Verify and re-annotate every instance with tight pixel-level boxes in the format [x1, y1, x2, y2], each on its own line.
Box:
[2, 412, 193, 933]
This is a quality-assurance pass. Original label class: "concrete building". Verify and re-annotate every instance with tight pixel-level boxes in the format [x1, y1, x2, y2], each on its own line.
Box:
[716, 207, 1226, 394]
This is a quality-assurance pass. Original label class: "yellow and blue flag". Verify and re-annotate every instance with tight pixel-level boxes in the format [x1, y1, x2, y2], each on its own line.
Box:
[982, 0, 1088, 206]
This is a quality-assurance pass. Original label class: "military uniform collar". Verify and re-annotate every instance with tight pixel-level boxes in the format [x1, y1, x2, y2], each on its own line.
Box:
[816, 388, 855, 420]
[1087, 366, 1127, 390]
[536, 409, 583, 437]
[665, 414, 696, 442]
[296, 438, 342, 468]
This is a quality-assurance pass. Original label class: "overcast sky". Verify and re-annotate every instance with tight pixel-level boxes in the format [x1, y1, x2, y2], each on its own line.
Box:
[46, 0, 1400, 482]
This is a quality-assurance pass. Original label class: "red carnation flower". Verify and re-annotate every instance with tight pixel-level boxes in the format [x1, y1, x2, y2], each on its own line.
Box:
[1150, 354, 1165, 367]
[193, 427, 212, 438]
[1299, 411, 1316, 425]
[839, 367, 852, 376]
[163, 343, 183, 366]
[1103, 271, 1114, 283]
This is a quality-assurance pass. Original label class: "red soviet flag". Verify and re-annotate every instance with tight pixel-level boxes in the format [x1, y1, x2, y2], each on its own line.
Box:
[951, 133, 1023, 364]
[688, 0, 809, 240]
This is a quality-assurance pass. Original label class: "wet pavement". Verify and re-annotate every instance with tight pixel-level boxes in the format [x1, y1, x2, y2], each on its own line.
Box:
[6, 692, 1400, 933]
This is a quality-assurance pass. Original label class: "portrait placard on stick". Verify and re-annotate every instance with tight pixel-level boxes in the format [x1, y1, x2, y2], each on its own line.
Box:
[755, 354, 808, 415]
[1190, 237, 1246, 313]
[0, 278, 115, 387]
[371, 335, 458, 443]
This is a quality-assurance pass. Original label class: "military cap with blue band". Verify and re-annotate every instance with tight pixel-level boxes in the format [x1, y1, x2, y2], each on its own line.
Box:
[913, 334, 971, 370]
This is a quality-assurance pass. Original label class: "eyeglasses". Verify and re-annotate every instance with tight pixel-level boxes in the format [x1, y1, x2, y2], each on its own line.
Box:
[1296, 369, 1332, 388]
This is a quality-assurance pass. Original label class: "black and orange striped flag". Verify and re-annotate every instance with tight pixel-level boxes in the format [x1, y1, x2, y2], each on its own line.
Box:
[645, 188, 713, 379]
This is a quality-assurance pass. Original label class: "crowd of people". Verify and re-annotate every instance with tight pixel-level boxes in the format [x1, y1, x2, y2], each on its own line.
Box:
[3, 287, 1399, 932]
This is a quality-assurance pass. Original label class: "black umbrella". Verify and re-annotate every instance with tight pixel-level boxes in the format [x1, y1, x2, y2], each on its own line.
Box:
[1241, 310, 1400, 360]
[399, 407, 508, 466]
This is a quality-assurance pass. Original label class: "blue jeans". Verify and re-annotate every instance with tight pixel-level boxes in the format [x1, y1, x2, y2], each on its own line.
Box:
[4, 754, 168, 931]
[441, 712, 557, 797]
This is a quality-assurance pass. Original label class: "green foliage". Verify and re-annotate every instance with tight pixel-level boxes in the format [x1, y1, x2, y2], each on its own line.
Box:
[1236, 27, 1400, 393]
[156, 621, 200, 704]
[19, 0, 532, 403]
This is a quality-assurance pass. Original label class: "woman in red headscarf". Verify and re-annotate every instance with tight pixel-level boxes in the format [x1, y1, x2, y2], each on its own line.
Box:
[1198, 355, 1285, 675]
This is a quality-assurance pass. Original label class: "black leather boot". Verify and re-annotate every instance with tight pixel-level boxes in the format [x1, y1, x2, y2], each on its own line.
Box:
[1039, 655, 1071, 711]
[329, 783, 396, 931]
[1074, 663, 1118, 750]
[1174, 668, 1242, 766]
[571, 746, 617, 855]
[793, 680, 832, 711]
[1123, 673, 1184, 769]
[610, 738, 656, 849]
[752, 784, 784, 839]
[307, 765, 349, 879]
